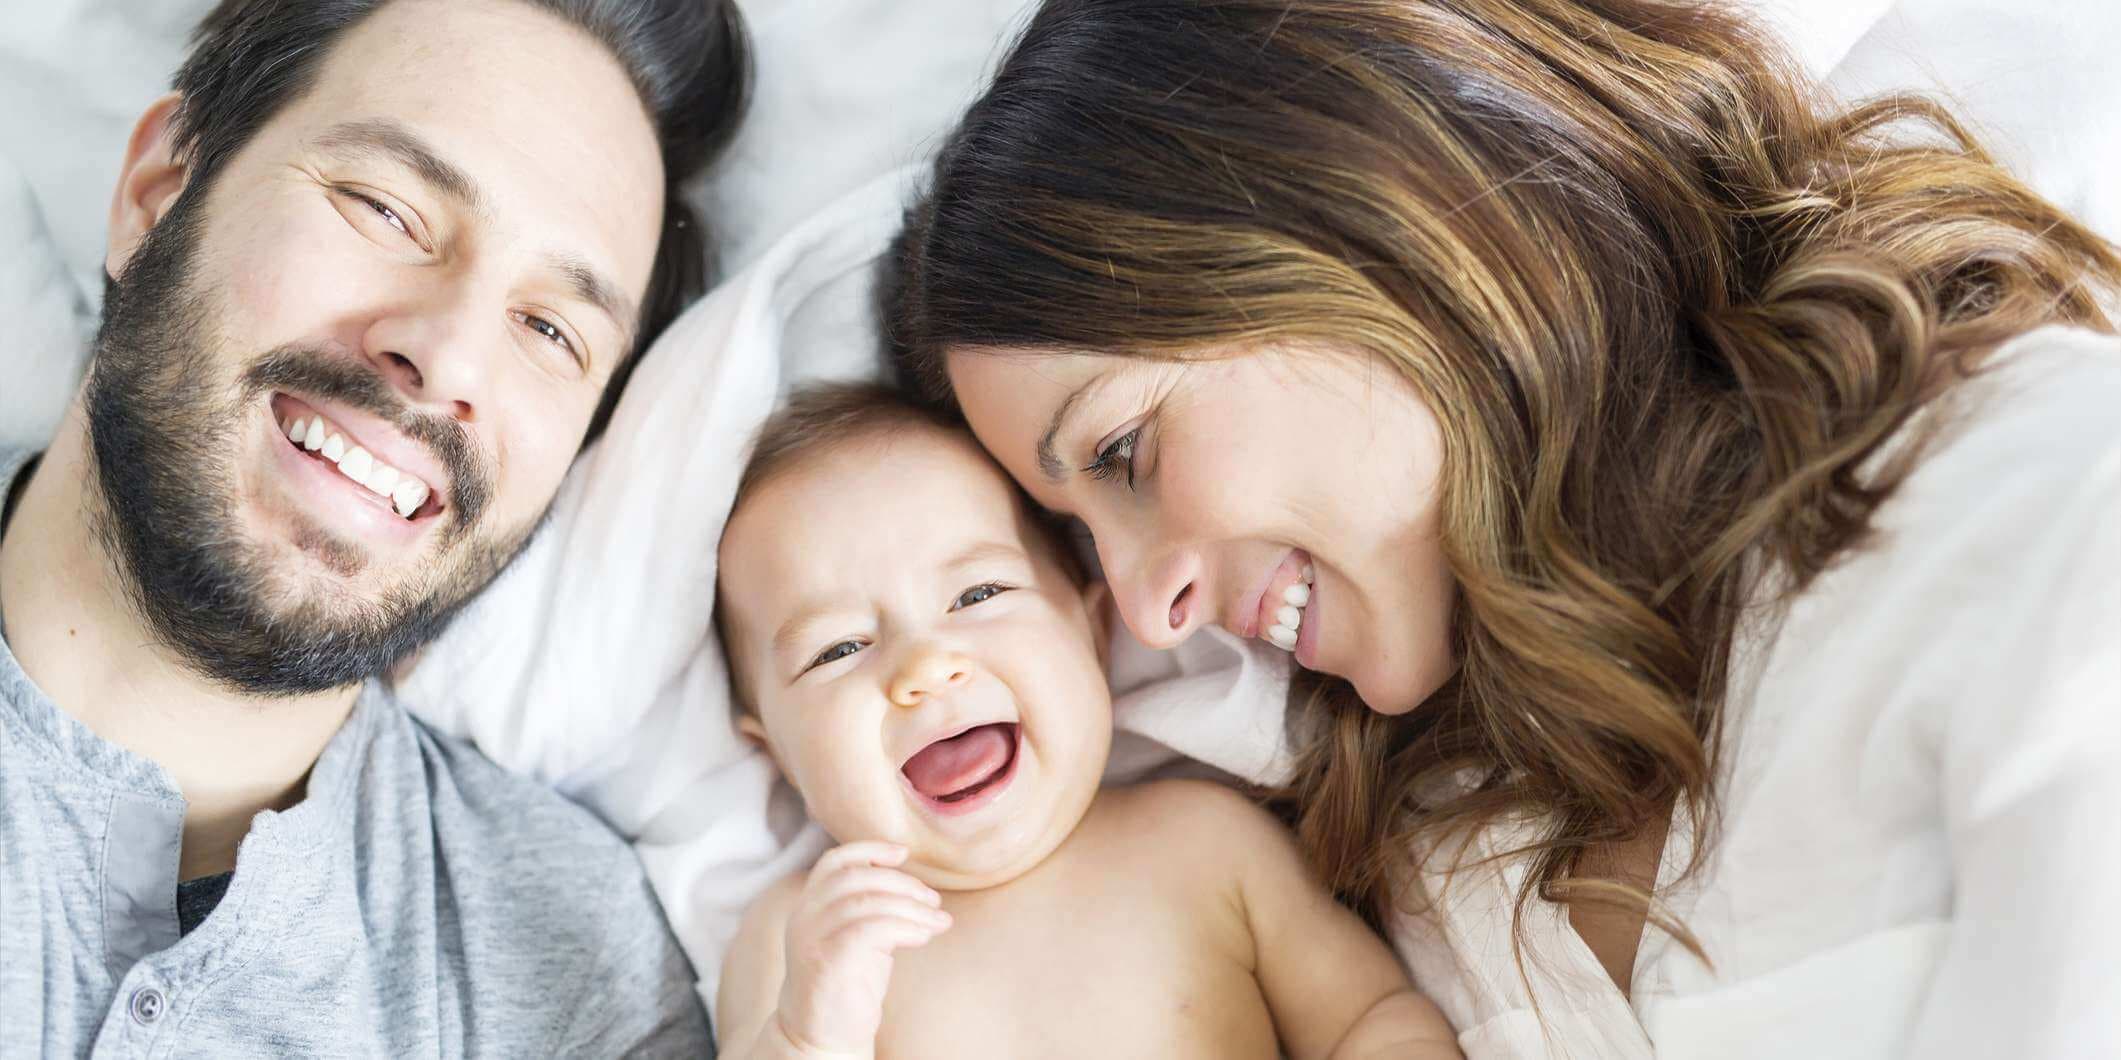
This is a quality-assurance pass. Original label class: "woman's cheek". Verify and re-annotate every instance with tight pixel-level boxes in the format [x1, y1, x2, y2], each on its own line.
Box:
[1358, 573, 1458, 715]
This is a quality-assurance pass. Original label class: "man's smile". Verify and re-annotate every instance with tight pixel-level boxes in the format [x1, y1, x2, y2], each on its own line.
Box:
[267, 392, 447, 546]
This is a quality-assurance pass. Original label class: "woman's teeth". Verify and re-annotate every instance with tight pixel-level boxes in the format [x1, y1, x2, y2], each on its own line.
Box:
[284, 414, 431, 519]
[1265, 564, 1316, 651]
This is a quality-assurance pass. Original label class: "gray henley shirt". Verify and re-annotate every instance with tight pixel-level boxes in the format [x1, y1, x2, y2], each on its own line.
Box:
[0, 449, 713, 1057]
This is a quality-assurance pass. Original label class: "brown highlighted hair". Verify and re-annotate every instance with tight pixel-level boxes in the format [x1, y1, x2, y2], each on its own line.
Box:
[887, 0, 2121, 952]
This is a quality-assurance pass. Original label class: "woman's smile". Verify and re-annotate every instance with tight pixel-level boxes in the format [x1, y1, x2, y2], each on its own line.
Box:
[949, 346, 1456, 715]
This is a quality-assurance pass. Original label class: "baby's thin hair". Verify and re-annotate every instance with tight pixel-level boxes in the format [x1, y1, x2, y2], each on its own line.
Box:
[735, 381, 963, 507]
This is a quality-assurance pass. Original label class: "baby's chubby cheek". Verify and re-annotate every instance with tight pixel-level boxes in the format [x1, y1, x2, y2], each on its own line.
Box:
[795, 747, 913, 843]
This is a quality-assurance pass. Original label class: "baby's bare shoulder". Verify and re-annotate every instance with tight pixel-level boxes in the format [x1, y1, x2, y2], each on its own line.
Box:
[1093, 778, 1303, 868]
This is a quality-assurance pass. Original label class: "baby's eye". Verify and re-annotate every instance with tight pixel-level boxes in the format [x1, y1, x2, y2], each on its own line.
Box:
[951, 583, 1014, 611]
[805, 639, 865, 672]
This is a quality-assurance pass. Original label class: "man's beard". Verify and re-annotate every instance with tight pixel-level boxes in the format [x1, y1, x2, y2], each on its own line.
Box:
[82, 187, 542, 696]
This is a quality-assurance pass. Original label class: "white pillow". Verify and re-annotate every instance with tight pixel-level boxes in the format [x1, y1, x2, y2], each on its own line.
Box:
[0, 154, 93, 451]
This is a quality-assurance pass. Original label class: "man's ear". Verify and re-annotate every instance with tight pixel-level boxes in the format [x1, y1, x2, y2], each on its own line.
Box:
[735, 712, 781, 771]
[1082, 579, 1115, 671]
[106, 93, 191, 282]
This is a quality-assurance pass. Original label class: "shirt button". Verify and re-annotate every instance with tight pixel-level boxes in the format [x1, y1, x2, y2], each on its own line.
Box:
[129, 986, 166, 1026]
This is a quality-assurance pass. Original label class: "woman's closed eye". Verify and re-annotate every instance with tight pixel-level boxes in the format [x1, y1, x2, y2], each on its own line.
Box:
[1084, 426, 1142, 489]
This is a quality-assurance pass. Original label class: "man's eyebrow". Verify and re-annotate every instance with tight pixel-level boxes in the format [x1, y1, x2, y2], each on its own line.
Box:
[311, 119, 484, 212]
[546, 251, 639, 351]
[1035, 373, 1110, 483]
[313, 120, 640, 349]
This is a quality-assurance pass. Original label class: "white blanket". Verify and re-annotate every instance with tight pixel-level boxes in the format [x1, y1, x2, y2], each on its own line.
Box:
[5, 0, 2115, 1024]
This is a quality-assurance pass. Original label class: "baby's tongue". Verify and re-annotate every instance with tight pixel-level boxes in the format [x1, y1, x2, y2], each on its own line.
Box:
[903, 724, 1011, 799]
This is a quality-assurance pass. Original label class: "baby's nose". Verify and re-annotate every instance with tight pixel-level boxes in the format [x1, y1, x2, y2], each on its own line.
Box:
[888, 646, 973, 707]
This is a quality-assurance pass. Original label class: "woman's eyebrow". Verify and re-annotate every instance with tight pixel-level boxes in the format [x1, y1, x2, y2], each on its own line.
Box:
[1035, 372, 1111, 482]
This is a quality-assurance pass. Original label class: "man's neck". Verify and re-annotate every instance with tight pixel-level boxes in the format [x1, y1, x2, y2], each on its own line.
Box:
[0, 406, 359, 878]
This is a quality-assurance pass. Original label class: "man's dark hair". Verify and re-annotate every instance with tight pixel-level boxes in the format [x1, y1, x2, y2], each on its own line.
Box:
[167, 0, 750, 441]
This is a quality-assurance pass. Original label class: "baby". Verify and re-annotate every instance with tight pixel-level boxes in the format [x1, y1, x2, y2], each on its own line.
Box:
[714, 383, 1460, 1059]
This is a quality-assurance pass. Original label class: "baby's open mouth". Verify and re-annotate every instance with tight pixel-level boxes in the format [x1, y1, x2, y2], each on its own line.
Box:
[902, 722, 1020, 806]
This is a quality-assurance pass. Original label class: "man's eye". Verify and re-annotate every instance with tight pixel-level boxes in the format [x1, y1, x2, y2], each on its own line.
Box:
[341, 189, 411, 238]
[519, 313, 576, 355]
[952, 583, 1013, 610]
[804, 640, 865, 673]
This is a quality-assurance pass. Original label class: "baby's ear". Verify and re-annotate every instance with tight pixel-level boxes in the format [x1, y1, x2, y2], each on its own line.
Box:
[736, 712, 781, 770]
[1082, 579, 1115, 670]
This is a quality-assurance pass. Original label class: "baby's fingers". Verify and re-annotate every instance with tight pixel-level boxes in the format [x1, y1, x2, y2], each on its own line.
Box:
[825, 912, 952, 959]
[819, 892, 952, 935]
[808, 866, 942, 910]
[808, 842, 909, 885]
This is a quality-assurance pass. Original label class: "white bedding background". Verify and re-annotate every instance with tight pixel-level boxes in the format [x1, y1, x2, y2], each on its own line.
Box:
[3, 0, 2116, 1021]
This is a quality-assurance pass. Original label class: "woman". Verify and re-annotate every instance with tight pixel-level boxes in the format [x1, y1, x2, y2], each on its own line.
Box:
[885, 0, 2121, 1055]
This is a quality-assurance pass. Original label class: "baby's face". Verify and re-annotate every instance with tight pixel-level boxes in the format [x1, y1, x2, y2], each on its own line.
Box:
[720, 427, 1111, 890]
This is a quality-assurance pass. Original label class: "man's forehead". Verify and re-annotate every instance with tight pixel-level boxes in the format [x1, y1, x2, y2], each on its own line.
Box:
[286, 0, 665, 299]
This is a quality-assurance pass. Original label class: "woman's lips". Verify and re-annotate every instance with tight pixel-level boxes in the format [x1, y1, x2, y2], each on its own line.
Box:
[1252, 550, 1314, 651]
[1234, 548, 1311, 640]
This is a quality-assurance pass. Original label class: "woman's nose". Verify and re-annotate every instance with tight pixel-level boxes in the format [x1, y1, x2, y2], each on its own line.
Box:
[887, 644, 974, 707]
[1099, 537, 1205, 651]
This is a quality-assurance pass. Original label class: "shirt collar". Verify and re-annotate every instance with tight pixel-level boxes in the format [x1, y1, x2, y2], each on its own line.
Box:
[0, 445, 387, 843]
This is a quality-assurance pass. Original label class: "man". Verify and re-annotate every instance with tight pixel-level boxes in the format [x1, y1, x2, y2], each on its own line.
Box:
[0, 0, 745, 1053]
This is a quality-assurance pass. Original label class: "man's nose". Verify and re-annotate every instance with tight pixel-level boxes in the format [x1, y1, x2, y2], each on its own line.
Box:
[887, 643, 974, 707]
[360, 283, 494, 424]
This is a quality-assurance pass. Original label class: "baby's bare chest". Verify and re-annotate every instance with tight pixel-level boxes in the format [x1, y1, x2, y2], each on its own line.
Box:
[876, 882, 1277, 1059]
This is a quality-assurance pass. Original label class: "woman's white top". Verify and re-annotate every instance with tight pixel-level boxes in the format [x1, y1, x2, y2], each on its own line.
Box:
[1394, 326, 2121, 1059]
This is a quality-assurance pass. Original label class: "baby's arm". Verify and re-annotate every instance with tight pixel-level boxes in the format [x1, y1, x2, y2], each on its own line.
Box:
[1166, 781, 1463, 1059]
[715, 842, 952, 1060]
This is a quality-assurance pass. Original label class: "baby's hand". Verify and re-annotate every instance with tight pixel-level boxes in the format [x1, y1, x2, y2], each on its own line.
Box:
[773, 842, 951, 1057]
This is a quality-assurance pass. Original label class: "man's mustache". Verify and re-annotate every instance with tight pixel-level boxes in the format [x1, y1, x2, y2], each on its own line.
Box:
[240, 347, 491, 532]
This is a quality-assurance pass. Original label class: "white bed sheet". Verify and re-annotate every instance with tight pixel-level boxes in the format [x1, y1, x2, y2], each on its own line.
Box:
[4, 0, 2116, 1024]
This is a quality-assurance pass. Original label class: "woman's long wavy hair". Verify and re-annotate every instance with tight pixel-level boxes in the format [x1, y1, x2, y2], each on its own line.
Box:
[887, 0, 2121, 949]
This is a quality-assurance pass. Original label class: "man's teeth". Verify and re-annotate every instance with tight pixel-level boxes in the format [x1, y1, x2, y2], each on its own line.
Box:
[283, 415, 432, 518]
[1265, 563, 1317, 651]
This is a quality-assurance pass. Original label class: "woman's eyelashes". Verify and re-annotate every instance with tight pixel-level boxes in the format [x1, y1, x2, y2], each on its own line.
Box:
[1084, 425, 1143, 489]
